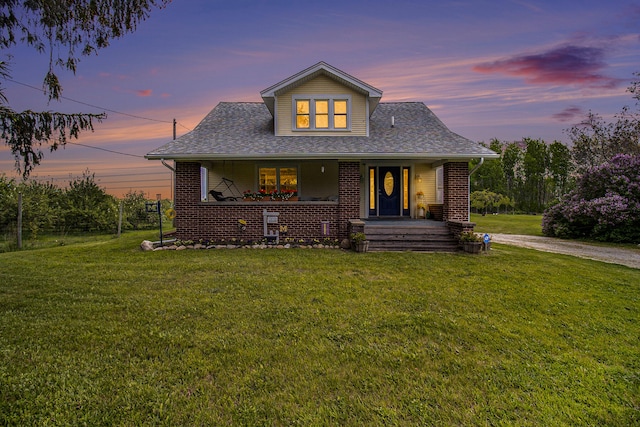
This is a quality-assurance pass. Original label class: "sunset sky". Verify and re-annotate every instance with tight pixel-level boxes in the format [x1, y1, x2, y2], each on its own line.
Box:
[1, 0, 639, 198]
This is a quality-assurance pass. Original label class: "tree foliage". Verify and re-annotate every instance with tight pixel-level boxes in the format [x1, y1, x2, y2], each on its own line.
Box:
[61, 170, 118, 232]
[471, 138, 572, 213]
[542, 154, 640, 242]
[0, 0, 170, 176]
[0, 173, 169, 243]
[567, 73, 640, 174]
[470, 189, 513, 214]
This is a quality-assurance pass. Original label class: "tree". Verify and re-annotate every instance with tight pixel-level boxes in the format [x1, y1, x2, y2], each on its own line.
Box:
[470, 190, 503, 215]
[542, 154, 640, 243]
[548, 140, 572, 199]
[522, 138, 549, 212]
[61, 170, 117, 232]
[502, 141, 524, 203]
[0, 0, 170, 177]
[471, 139, 506, 194]
[568, 73, 640, 173]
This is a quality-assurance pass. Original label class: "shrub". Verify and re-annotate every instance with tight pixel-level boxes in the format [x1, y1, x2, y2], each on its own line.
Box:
[542, 154, 640, 242]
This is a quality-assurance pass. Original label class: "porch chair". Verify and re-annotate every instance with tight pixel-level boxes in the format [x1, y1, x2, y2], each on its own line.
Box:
[209, 190, 237, 201]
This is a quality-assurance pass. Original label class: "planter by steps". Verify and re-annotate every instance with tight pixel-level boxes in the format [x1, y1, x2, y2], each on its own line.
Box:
[462, 241, 482, 254]
[354, 240, 369, 253]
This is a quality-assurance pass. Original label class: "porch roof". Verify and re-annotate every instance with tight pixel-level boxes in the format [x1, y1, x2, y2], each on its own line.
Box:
[146, 102, 499, 161]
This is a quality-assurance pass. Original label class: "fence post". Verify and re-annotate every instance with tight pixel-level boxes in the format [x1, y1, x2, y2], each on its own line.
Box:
[17, 192, 22, 249]
[118, 201, 123, 238]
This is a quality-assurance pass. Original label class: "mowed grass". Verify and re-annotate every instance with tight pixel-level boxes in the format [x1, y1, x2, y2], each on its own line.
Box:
[1, 232, 639, 426]
[472, 213, 543, 236]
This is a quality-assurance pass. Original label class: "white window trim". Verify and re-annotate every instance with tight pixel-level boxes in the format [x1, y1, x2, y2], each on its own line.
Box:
[436, 166, 444, 204]
[200, 166, 208, 201]
[292, 95, 351, 131]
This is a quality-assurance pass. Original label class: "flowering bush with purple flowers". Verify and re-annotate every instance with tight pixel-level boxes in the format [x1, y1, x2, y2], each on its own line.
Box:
[542, 154, 640, 242]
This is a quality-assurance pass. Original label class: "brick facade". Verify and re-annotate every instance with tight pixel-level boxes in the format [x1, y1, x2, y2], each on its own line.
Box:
[442, 161, 476, 237]
[173, 161, 360, 242]
[338, 161, 361, 239]
[443, 162, 469, 222]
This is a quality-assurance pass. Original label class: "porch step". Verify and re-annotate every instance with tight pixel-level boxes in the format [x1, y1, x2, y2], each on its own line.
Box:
[364, 222, 459, 252]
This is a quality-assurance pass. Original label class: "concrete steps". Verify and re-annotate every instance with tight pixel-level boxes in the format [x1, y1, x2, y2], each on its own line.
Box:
[364, 222, 459, 252]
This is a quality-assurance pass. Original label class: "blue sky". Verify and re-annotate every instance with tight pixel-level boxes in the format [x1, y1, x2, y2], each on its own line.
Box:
[1, 0, 639, 197]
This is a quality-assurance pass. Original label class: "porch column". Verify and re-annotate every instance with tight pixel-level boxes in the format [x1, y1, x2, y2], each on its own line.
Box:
[338, 161, 361, 240]
[443, 162, 469, 222]
[174, 161, 201, 239]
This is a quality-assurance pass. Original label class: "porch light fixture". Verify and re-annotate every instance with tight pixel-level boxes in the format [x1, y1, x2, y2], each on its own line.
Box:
[321, 164, 325, 173]
[416, 174, 422, 183]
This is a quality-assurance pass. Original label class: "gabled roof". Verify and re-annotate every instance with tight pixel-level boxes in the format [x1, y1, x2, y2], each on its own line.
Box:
[260, 61, 383, 116]
[146, 102, 499, 161]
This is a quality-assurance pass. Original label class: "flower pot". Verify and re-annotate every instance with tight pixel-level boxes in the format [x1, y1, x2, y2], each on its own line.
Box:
[463, 241, 482, 254]
[354, 241, 369, 253]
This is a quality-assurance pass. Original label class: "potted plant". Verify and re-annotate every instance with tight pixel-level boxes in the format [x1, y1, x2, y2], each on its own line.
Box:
[350, 232, 369, 253]
[243, 190, 265, 201]
[459, 231, 483, 253]
[416, 203, 426, 218]
[281, 189, 298, 201]
[243, 190, 254, 201]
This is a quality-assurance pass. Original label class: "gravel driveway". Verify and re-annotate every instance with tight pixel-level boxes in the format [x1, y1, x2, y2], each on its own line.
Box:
[489, 234, 640, 270]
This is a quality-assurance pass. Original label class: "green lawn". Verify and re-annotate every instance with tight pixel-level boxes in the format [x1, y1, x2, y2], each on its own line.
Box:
[472, 213, 543, 236]
[1, 231, 638, 426]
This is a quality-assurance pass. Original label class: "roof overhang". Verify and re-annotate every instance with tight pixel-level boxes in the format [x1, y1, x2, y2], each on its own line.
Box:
[145, 152, 499, 162]
[260, 61, 383, 116]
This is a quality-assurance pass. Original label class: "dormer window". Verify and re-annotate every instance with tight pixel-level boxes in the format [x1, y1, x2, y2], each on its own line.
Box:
[293, 96, 351, 131]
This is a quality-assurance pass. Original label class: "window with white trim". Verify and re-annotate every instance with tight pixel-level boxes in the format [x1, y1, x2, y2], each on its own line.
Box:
[293, 96, 350, 131]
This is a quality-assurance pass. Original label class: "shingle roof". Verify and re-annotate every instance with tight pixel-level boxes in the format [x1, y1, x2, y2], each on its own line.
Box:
[146, 102, 499, 160]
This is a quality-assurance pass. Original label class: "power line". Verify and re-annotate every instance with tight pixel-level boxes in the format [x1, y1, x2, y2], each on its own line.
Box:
[100, 178, 170, 185]
[6, 78, 173, 124]
[5, 78, 194, 154]
[79, 171, 168, 178]
[66, 141, 145, 158]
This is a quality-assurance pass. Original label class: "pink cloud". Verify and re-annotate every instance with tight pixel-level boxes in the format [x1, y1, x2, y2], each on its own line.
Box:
[552, 106, 585, 122]
[137, 89, 153, 97]
[473, 45, 623, 88]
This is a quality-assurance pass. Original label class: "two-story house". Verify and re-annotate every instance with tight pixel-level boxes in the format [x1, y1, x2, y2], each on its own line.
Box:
[145, 62, 498, 250]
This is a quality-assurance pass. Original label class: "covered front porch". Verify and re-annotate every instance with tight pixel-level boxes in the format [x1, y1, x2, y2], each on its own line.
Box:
[172, 160, 474, 249]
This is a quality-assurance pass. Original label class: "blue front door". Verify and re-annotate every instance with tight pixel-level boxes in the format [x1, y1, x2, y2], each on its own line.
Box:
[378, 166, 401, 216]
